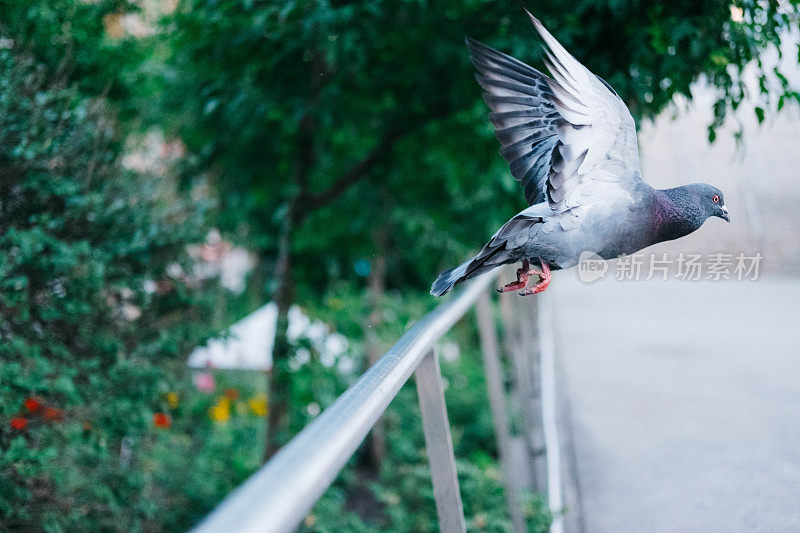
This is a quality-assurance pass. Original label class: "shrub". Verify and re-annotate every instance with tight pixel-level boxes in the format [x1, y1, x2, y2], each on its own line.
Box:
[0, 44, 216, 531]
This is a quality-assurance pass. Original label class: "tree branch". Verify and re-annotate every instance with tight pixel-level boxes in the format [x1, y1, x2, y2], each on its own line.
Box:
[301, 125, 410, 212]
[296, 49, 330, 196]
[298, 102, 451, 218]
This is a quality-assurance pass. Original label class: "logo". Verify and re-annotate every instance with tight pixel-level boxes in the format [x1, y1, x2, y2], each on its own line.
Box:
[577, 251, 607, 283]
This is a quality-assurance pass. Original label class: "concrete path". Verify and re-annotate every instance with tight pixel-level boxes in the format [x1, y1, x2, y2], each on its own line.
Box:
[550, 275, 800, 532]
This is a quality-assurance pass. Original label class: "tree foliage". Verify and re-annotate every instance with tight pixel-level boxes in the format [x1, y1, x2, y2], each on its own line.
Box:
[153, 0, 800, 286]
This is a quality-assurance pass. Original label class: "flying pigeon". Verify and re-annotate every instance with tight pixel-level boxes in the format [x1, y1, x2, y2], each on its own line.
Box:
[431, 12, 730, 297]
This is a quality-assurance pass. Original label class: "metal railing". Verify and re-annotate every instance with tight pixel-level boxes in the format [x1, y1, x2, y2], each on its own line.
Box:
[193, 271, 562, 533]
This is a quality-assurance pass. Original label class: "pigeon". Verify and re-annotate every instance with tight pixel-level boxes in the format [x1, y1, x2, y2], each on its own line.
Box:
[431, 11, 730, 297]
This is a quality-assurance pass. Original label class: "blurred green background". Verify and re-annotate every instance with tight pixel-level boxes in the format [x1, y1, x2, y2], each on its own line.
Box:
[1, 0, 798, 531]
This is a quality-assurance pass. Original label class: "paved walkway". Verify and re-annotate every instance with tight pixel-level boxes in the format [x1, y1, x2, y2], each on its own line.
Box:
[550, 275, 800, 532]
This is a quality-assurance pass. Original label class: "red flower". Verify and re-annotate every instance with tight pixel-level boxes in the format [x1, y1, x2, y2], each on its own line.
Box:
[24, 397, 43, 414]
[43, 407, 64, 421]
[10, 417, 27, 430]
[224, 388, 239, 401]
[153, 412, 171, 429]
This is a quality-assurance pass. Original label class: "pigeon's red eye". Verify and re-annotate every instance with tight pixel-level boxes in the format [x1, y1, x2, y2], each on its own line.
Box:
[712, 195, 720, 203]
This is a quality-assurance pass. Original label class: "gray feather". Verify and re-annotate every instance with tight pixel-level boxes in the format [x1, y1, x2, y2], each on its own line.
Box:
[467, 37, 561, 206]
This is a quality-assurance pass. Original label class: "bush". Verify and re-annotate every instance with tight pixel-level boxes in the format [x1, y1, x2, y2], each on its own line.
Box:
[0, 45, 217, 531]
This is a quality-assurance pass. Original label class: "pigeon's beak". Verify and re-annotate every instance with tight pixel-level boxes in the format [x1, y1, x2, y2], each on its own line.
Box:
[719, 205, 730, 222]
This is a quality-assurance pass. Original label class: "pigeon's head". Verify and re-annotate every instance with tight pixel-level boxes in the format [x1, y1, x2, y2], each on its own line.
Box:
[655, 183, 730, 243]
[689, 183, 730, 223]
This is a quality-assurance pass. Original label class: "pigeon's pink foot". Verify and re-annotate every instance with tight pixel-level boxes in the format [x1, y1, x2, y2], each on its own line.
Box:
[497, 258, 532, 293]
[518, 260, 551, 296]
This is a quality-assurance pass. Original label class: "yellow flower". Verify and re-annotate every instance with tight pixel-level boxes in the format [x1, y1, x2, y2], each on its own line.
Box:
[247, 394, 268, 417]
[166, 392, 179, 408]
[209, 397, 231, 423]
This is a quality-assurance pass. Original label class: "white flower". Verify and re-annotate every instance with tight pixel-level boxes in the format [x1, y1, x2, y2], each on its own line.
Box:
[122, 304, 142, 321]
[166, 262, 184, 279]
[143, 280, 158, 294]
[306, 402, 321, 417]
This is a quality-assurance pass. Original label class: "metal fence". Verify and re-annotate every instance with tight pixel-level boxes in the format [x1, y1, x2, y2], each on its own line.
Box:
[192, 272, 563, 533]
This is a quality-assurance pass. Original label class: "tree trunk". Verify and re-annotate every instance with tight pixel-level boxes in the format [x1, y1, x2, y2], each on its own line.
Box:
[261, 44, 407, 460]
[363, 224, 388, 469]
[265, 205, 296, 460]
[264, 57, 316, 460]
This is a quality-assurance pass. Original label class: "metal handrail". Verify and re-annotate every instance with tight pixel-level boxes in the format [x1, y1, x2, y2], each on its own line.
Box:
[193, 272, 497, 533]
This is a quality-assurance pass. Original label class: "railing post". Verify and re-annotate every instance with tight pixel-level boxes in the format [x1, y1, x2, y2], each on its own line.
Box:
[535, 292, 564, 533]
[505, 294, 548, 493]
[522, 298, 549, 493]
[415, 349, 466, 533]
[475, 293, 527, 533]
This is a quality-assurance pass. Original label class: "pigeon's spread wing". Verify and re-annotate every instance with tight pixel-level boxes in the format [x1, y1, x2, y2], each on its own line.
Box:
[467, 38, 561, 205]
[467, 15, 642, 212]
[528, 13, 641, 213]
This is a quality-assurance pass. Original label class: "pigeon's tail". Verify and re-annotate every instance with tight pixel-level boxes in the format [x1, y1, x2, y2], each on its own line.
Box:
[433, 210, 542, 297]
[430, 258, 497, 297]
[430, 261, 470, 297]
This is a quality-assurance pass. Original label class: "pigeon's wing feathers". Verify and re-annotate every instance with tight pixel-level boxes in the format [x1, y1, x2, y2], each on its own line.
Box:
[434, 16, 648, 297]
[466, 37, 561, 205]
[527, 13, 642, 213]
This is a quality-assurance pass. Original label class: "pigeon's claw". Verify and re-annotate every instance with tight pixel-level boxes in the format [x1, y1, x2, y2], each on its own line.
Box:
[497, 280, 526, 293]
[518, 278, 550, 296]
[497, 258, 532, 293]
[518, 260, 551, 296]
